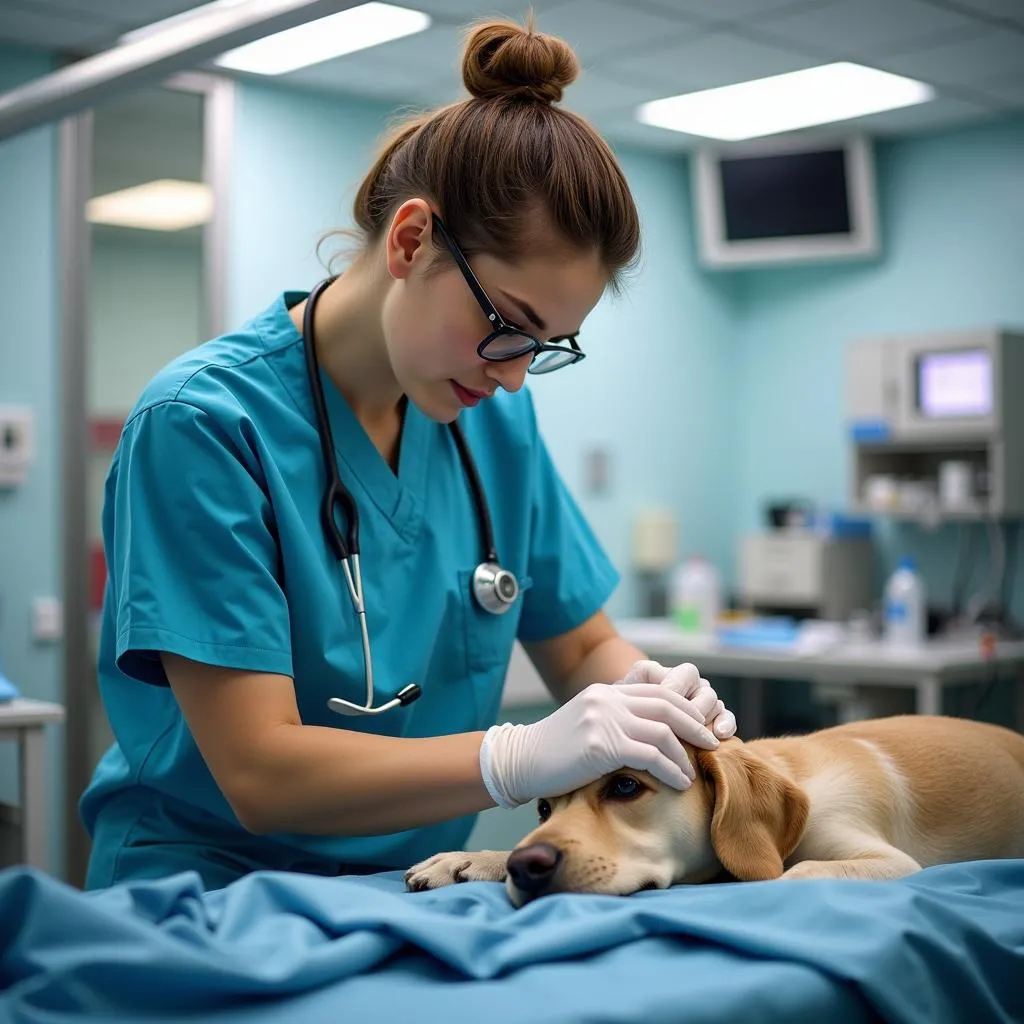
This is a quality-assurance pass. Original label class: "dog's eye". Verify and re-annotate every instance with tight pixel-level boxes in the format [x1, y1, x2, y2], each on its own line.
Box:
[537, 798, 551, 822]
[605, 775, 644, 801]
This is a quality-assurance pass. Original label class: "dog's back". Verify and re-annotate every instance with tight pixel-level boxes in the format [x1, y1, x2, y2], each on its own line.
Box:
[749, 715, 1024, 869]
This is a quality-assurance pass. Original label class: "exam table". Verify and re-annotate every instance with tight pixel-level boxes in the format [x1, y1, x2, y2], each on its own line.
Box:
[2, 859, 1022, 1023]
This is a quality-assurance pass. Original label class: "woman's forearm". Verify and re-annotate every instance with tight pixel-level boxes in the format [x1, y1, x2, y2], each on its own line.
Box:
[162, 654, 497, 840]
[236, 726, 495, 837]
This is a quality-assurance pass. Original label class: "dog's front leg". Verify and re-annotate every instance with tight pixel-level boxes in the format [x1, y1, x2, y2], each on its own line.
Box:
[782, 846, 921, 881]
[405, 850, 510, 891]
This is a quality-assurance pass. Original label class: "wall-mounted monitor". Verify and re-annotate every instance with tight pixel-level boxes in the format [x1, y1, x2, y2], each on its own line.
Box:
[692, 135, 880, 269]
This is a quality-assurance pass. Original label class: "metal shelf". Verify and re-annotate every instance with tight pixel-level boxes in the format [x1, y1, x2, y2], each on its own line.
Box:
[854, 438, 989, 455]
[848, 502, 1004, 523]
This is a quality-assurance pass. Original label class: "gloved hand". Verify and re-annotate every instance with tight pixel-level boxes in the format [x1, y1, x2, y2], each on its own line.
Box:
[621, 660, 737, 739]
[479, 682, 720, 809]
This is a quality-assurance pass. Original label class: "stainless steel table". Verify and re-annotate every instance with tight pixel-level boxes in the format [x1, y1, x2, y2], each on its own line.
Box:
[0, 697, 66, 872]
[615, 618, 1024, 737]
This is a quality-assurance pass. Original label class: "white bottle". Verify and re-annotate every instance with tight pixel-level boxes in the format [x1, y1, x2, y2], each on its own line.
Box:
[671, 557, 721, 635]
[883, 556, 926, 647]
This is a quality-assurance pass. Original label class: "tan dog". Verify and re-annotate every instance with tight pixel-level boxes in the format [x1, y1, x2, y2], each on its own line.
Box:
[406, 715, 1024, 907]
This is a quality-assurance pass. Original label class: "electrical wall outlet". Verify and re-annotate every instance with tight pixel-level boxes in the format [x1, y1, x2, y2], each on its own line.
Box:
[0, 405, 34, 488]
[32, 597, 63, 643]
[584, 446, 610, 495]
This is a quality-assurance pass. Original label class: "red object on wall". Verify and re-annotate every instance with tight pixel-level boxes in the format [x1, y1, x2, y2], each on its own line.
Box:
[90, 418, 125, 451]
[88, 417, 125, 611]
[90, 544, 107, 611]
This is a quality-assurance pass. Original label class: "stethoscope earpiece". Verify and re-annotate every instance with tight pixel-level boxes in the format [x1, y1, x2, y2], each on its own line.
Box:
[301, 280, 519, 719]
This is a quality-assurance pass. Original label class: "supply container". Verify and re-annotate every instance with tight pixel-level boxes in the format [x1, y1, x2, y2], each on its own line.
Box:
[671, 557, 722, 635]
[883, 556, 926, 646]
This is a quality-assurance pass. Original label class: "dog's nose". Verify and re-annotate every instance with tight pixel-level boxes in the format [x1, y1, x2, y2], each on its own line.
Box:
[506, 842, 563, 897]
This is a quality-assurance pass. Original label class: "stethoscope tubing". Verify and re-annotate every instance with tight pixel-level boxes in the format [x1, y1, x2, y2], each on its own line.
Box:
[301, 278, 517, 716]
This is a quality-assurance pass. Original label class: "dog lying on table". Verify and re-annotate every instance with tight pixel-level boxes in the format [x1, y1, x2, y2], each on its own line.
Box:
[405, 715, 1024, 908]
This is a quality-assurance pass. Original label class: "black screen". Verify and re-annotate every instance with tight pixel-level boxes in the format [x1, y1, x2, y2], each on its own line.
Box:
[719, 149, 851, 242]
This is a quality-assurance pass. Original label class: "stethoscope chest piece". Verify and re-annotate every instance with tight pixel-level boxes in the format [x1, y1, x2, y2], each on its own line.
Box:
[472, 561, 519, 615]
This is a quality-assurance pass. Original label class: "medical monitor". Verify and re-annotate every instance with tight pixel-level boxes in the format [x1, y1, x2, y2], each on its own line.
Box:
[916, 349, 993, 419]
[693, 135, 880, 269]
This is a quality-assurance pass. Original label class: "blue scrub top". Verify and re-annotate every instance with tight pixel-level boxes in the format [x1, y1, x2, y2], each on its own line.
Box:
[81, 291, 619, 890]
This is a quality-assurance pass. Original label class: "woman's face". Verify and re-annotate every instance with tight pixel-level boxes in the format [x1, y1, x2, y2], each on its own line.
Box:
[381, 203, 608, 423]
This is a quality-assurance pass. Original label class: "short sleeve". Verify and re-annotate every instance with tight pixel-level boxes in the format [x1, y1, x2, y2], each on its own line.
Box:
[108, 400, 293, 685]
[516, 424, 620, 644]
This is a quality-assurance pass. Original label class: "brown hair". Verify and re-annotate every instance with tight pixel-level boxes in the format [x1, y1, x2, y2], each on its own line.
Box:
[341, 16, 641, 291]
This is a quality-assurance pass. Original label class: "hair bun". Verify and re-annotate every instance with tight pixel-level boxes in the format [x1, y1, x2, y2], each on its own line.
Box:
[462, 18, 579, 105]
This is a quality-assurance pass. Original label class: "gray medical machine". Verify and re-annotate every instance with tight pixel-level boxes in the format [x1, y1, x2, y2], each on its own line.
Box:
[846, 328, 1024, 519]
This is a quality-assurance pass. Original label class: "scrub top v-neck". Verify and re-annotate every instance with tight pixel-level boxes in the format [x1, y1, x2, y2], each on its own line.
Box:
[80, 290, 619, 891]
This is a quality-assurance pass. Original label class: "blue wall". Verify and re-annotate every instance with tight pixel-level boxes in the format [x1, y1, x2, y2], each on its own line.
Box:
[732, 117, 1024, 623]
[228, 82, 399, 325]
[527, 149, 740, 614]
[0, 46, 62, 871]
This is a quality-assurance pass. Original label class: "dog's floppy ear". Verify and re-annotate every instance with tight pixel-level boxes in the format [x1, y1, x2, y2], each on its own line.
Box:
[696, 744, 809, 881]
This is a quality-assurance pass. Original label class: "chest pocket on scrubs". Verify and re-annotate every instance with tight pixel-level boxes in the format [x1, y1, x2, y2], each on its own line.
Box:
[458, 568, 529, 675]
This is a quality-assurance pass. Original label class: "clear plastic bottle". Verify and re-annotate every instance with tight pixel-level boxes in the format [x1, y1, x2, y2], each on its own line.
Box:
[671, 557, 722, 635]
[883, 556, 927, 647]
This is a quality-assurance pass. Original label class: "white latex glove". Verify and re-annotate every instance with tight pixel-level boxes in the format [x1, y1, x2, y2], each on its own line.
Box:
[479, 682, 720, 809]
[621, 660, 737, 740]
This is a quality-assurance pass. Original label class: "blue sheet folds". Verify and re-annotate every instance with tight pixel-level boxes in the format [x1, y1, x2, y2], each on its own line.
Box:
[1, 860, 1022, 1024]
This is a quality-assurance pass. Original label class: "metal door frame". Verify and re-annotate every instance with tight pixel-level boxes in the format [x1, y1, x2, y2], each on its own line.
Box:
[59, 71, 234, 887]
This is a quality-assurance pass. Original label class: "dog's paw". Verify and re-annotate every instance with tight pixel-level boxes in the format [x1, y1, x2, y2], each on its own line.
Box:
[781, 860, 837, 880]
[405, 850, 510, 891]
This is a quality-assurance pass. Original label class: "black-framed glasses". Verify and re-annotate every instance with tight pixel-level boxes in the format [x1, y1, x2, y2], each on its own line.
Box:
[431, 214, 585, 375]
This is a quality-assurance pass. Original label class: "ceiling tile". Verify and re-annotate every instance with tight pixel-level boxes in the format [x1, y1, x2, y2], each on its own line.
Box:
[562, 67, 668, 118]
[42, 0, 200, 18]
[759, 0, 986, 58]
[940, 0, 1024, 29]
[284, 24, 463, 91]
[413, 0, 570, 20]
[1, 0, 1010, 147]
[286, 61, 455, 106]
[877, 28, 1024, 87]
[285, 5, 699, 106]
[31, 0, 209, 40]
[329, 74, 463, 111]
[971, 67, 1024, 105]
[637, 0, 828, 21]
[529, 0, 697, 63]
[603, 29, 818, 94]
[0, 3, 112, 48]
[837, 93, 1004, 133]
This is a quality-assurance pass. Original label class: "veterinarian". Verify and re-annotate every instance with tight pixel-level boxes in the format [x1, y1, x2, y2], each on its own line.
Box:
[80, 17, 737, 893]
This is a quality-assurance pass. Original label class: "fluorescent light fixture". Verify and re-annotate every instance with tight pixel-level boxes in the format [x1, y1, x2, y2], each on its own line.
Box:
[86, 179, 214, 231]
[214, 1, 431, 75]
[636, 62, 934, 141]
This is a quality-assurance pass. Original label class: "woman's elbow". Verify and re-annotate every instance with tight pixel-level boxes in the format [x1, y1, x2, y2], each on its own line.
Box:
[232, 801, 276, 836]
[221, 770, 281, 836]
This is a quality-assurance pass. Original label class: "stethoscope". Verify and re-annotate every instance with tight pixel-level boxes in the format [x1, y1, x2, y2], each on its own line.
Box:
[300, 277, 521, 717]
